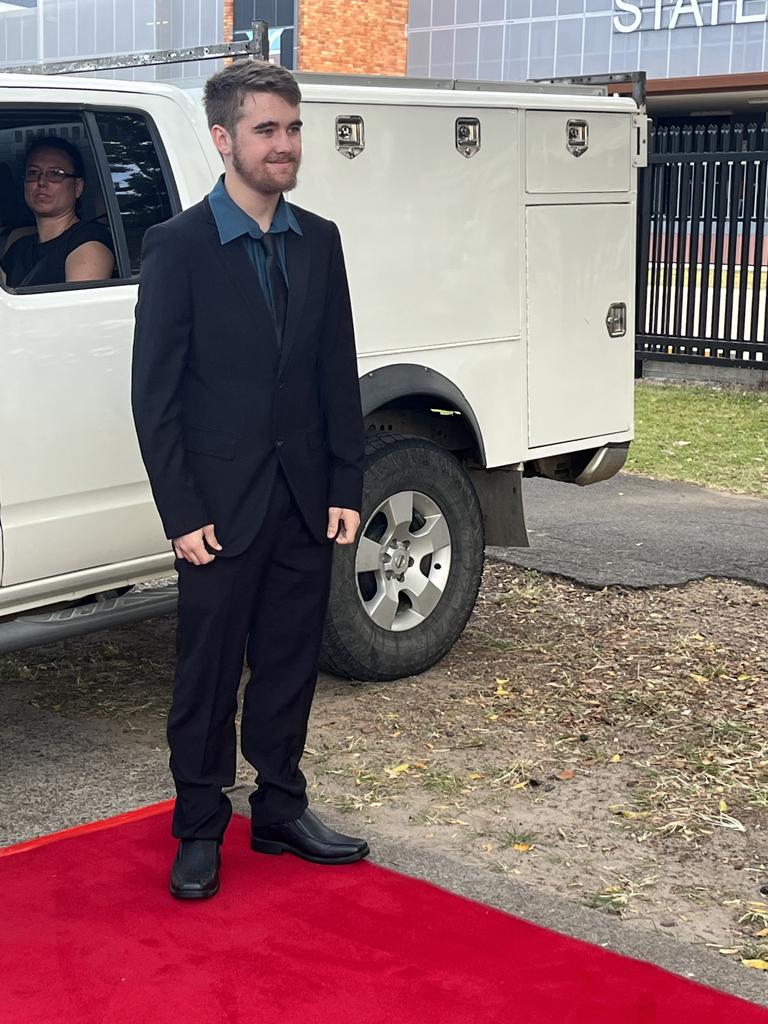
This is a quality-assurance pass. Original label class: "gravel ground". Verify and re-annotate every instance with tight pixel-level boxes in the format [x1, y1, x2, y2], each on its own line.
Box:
[1, 560, 767, 980]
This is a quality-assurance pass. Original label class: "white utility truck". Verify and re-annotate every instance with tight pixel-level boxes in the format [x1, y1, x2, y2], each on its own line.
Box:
[0, 39, 646, 681]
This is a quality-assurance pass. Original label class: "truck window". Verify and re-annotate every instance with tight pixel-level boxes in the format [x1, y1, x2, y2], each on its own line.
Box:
[0, 113, 115, 292]
[93, 111, 176, 278]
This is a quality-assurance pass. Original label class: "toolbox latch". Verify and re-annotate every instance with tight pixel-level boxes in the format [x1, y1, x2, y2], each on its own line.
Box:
[336, 115, 365, 159]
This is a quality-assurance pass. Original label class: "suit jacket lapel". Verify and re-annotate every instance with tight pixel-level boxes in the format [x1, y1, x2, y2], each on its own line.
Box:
[202, 198, 279, 353]
[279, 227, 309, 371]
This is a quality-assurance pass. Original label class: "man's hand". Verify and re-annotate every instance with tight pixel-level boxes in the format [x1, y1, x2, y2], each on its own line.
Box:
[173, 524, 222, 565]
[327, 508, 360, 545]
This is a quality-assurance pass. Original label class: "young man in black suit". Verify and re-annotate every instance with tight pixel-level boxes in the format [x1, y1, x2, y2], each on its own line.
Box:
[132, 60, 368, 899]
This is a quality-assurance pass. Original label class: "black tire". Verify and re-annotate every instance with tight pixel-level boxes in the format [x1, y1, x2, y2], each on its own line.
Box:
[320, 433, 484, 681]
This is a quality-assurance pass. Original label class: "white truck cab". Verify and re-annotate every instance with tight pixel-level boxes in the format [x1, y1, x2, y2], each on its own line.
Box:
[0, 50, 646, 680]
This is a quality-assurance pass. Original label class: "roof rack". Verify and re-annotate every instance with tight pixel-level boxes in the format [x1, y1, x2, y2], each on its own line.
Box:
[0, 26, 643, 108]
[529, 72, 647, 111]
[289, 71, 608, 97]
[0, 20, 268, 76]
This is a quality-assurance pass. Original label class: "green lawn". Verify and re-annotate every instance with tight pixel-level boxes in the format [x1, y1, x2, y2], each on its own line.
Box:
[626, 380, 768, 497]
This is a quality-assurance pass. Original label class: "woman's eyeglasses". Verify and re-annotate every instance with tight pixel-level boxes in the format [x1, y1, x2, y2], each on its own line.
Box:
[24, 168, 79, 184]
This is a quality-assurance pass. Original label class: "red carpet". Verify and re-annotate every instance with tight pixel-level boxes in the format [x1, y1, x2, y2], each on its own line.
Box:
[1, 804, 766, 1024]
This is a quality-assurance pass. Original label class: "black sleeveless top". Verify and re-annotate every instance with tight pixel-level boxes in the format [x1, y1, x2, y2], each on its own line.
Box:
[1, 220, 114, 288]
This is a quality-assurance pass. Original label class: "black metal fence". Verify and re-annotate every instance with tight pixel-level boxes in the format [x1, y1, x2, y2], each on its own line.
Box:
[637, 121, 768, 369]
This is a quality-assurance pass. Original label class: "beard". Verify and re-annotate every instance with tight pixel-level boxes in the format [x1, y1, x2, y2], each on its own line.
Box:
[232, 140, 299, 196]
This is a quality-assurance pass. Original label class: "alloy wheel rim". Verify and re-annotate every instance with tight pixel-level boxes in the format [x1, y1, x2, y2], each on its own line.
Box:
[354, 490, 452, 633]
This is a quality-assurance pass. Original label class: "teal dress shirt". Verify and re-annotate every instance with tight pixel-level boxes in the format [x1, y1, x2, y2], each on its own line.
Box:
[207, 174, 303, 321]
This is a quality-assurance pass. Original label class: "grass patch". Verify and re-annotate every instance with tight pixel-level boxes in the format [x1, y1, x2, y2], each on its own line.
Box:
[627, 381, 768, 496]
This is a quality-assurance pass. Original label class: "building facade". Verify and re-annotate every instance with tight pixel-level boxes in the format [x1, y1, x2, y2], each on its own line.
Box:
[407, 1, 768, 84]
[0, 1, 407, 78]
[0, 0, 225, 80]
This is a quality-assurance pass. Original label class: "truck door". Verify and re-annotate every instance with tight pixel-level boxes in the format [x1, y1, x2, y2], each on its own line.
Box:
[525, 109, 637, 448]
[0, 101, 182, 587]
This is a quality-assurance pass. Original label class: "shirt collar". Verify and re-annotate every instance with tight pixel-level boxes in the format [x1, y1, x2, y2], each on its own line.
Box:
[208, 174, 303, 245]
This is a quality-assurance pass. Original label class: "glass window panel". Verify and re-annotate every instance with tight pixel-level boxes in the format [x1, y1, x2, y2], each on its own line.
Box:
[95, 110, 175, 278]
[280, 26, 294, 68]
[479, 24, 503, 60]
[114, 0, 133, 54]
[716, 1, 737, 24]
[130, 0, 153, 50]
[504, 57, 528, 81]
[582, 50, 609, 73]
[529, 55, 556, 77]
[530, 19, 555, 59]
[457, 0, 480, 23]
[77, 0, 96, 57]
[455, 60, 478, 77]
[734, 42, 764, 73]
[201, 0, 221, 44]
[506, 0, 530, 16]
[58, 0, 76, 58]
[455, 26, 478, 60]
[505, 20, 529, 60]
[481, 0, 505, 20]
[433, 0, 456, 27]
[22, 12, 38, 60]
[585, 0, 612, 10]
[670, 46, 699, 76]
[640, 28, 669, 77]
[4, 14, 20, 62]
[0, 110, 118, 290]
[535, 0, 557, 16]
[170, 0, 185, 47]
[95, 1, 115, 56]
[276, 0, 293, 25]
[409, 0, 432, 30]
[610, 28, 639, 71]
[409, 30, 431, 66]
[431, 28, 454, 63]
[431, 62, 454, 77]
[182, 0, 199, 46]
[698, 43, 731, 74]
[559, 0, 584, 13]
[556, 16, 583, 57]
[479, 59, 503, 78]
[556, 54, 581, 74]
[583, 12, 610, 55]
[42, 9, 57, 58]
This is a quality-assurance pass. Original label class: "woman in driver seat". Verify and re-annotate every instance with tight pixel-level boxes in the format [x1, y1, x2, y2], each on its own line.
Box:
[1, 136, 114, 288]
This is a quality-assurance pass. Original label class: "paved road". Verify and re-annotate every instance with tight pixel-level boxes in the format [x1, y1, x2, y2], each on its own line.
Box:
[491, 472, 768, 588]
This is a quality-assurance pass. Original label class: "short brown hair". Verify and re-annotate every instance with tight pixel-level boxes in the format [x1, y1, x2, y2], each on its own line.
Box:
[203, 60, 302, 135]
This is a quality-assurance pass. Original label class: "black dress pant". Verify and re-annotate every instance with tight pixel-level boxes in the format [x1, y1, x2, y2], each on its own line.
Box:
[168, 467, 334, 840]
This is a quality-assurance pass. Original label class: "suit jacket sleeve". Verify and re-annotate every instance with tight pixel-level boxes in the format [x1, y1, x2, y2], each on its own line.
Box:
[319, 224, 365, 512]
[131, 223, 210, 540]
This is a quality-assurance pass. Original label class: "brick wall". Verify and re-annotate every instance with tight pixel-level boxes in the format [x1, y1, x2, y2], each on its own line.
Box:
[298, 0, 408, 76]
[223, 0, 234, 42]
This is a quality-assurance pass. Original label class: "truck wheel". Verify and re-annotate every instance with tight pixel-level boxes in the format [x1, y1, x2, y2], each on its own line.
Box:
[321, 433, 484, 681]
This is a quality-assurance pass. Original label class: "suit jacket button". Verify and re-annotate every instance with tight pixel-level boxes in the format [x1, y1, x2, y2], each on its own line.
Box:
[275, 439, 284, 448]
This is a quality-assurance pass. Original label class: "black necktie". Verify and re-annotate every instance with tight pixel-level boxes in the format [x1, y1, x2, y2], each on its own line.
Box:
[259, 232, 288, 344]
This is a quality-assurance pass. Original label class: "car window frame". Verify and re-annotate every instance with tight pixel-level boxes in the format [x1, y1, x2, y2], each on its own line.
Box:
[0, 101, 181, 297]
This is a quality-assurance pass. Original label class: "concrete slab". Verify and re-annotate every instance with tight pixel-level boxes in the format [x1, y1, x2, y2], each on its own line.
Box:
[490, 473, 768, 589]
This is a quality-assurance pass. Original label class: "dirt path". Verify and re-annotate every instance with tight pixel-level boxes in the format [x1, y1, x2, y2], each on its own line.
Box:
[2, 562, 767, 974]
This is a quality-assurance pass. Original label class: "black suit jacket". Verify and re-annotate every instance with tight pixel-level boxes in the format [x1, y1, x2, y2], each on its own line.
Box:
[131, 197, 364, 554]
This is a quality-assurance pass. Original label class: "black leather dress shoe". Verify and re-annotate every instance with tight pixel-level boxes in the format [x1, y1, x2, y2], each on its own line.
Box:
[250, 808, 369, 865]
[169, 838, 221, 899]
